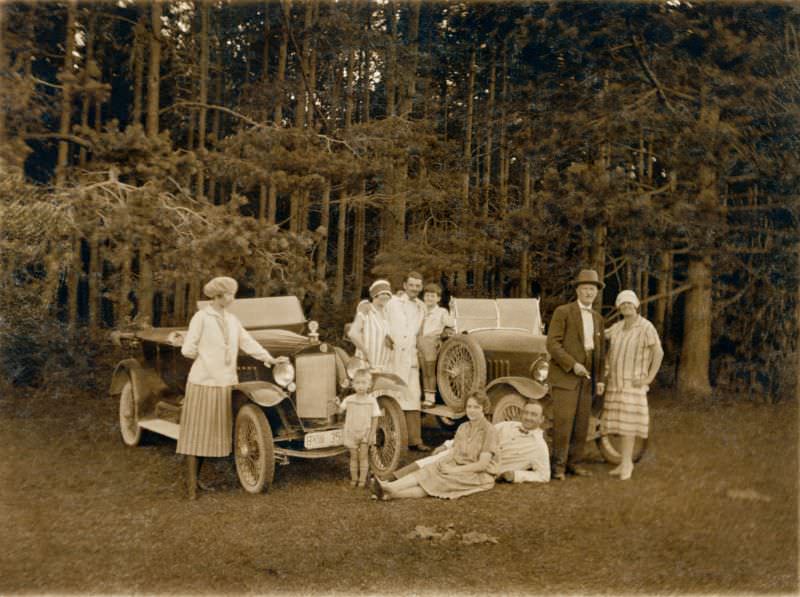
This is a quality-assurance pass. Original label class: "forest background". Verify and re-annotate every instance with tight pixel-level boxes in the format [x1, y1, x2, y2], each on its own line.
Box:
[0, 0, 798, 403]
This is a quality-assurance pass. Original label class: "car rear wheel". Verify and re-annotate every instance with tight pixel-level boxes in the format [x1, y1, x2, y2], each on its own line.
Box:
[370, 396, 407, 479]
[234, 404, 275, 494]
[436, 335, 486, 412]
[118, 378, 143, 446]
[596, 434, 648, 465]
[491, 392, 526, 423]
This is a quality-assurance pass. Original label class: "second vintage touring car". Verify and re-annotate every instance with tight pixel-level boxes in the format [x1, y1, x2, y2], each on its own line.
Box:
[109, 296, 409, 493]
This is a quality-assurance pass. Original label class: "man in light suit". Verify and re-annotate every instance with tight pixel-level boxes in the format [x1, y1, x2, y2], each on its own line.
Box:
[385, 270, 431, 451]
[546, 269, 606, 480]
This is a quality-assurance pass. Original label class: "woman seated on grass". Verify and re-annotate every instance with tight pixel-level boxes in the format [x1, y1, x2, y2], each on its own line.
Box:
[369, 390, 497, 500]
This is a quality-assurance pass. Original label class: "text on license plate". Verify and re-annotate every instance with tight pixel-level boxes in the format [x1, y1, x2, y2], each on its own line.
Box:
[304, 429, 343, 449]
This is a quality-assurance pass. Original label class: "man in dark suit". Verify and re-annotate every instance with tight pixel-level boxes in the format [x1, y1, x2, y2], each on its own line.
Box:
[546, 269, 606, 480]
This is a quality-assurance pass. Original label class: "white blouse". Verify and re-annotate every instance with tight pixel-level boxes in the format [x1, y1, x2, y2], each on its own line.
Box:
[181, 306, 273, 387]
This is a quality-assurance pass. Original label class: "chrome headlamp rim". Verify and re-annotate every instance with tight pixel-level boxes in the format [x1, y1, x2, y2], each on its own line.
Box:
[273, 361, 295, 387]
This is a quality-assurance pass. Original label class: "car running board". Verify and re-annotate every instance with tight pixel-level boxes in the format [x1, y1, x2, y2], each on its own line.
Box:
[274, 446, 347, 459]
[139, 418, 180, 440]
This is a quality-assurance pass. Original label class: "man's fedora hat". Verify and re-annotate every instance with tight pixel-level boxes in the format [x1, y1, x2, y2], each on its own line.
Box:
[572, 269, 605, 289]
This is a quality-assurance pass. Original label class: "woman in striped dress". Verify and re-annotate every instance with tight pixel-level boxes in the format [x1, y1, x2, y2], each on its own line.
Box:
[601, 290, 664, 481]
[177, 276, 287, 499]
[347, 279, 394, 372]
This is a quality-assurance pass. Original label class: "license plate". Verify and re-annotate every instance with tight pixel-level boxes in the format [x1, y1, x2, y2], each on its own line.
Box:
[304, 429, 343, 450]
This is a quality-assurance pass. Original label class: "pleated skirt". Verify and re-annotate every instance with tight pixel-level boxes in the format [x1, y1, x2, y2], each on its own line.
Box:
[176, 383, 232, 456]
[601, 389, 649, 438]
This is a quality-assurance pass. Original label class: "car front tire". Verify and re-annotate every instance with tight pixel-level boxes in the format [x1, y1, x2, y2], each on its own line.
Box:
[118, 377, 143, 447]
[369, 396, 407, 479]
[234, 404, 275, 494]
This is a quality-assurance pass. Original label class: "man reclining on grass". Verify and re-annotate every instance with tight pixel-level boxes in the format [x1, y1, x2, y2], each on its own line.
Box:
[391, 401, 551, 484]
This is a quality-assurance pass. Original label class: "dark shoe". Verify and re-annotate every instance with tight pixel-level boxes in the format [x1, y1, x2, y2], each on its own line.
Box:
[567, 465, 592, 477]
[197, 480, 215, 492]
[552, 470, 566, 481]
[411, 443, 433, 452]
[369, 477, 385, 500]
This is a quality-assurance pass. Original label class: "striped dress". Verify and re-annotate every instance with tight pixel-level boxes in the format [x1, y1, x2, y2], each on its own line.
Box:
[601, 316, 662, 438]
[350, 301, 393, 372]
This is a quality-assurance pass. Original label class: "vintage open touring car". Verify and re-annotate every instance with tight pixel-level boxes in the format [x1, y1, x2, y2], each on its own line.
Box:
[109, 296, 409, 493]
[423, 297, 646, 464]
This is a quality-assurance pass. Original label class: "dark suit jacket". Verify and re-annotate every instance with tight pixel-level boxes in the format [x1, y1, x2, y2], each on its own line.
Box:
[546, 301, 605, 392]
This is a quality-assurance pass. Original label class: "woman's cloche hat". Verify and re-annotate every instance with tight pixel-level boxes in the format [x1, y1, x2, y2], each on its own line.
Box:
[203, 276, 238, 298]
[369, 279, 392, 299]
[615, 289, 640, 309]
[572, 269, 605, 289]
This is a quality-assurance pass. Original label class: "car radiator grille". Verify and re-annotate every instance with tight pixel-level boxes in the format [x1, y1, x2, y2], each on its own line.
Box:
[487, 359, 511, 379]
[295, 353, 337, 419]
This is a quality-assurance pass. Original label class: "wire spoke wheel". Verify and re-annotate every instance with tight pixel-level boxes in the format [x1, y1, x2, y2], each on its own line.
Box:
[118, 378, 142, 447]
[436, 336, 486, 411]
[369, 396, 407, 479]
[491, 392, 527, 423]
[234, 404, 274, 494]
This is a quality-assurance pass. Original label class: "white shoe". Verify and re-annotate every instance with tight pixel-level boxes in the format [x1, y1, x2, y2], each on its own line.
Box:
[619, 462, 634, 481]
[609, 465, 622, 476]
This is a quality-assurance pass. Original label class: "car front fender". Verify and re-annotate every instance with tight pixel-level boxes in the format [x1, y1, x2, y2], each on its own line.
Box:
[234, 381, 288, 408]
[486, 376, 548, 401]
[109, 359, 168, 415]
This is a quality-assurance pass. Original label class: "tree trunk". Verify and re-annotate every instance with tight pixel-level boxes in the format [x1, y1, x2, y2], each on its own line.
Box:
[146, 1, 162, 138]
[653, 250, 671, 337]
[498, 43, 509, 217]
[398, 0, 420, 118]
[334, 192, 347, 305]
[119, 243, 132, 324]
[196, 0, 210, 199]
[0, 2, 7, 148]
[55, 0, 77, 187]
[677, 254, 713, 398]
[132, 16, 145, 127]
[208, 45, 222, 203]
[88, 232, 101, 329]
[519, 160, 532, 297]
[385, 1, 396, 117]
[352, 180, 366, 296]
[267, 184, 277, 224]
[461, 47, 476, 209]
[275, 0, 290, 125]
[294, 0, 313, 128]
[78, 8, 95, 167]
[345, 40, 355, 130]
[316, 181, 331, 282]
[361, 7, 370, 123]
[138, 238, 154, 324]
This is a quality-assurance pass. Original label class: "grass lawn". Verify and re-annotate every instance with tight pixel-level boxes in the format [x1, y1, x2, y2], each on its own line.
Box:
[1, 387, 796, 595]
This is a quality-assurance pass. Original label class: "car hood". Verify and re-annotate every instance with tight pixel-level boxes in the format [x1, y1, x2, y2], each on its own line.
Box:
[466, 328, 547, 355]
[135, 327, 311, 354]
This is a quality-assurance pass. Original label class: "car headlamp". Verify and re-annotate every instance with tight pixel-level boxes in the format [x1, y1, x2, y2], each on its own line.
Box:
[530, 357, 549, 383]
[308, 320, 319, 334]
[273, 361, 295, 387]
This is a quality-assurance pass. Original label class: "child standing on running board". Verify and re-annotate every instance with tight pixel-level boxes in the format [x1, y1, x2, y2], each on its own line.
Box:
[418, 283, 454, 408]
[337, 368, 381, 487]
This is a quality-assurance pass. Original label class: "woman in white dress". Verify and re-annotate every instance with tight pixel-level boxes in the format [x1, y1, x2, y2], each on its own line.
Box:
[177, 276, 288, 499]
